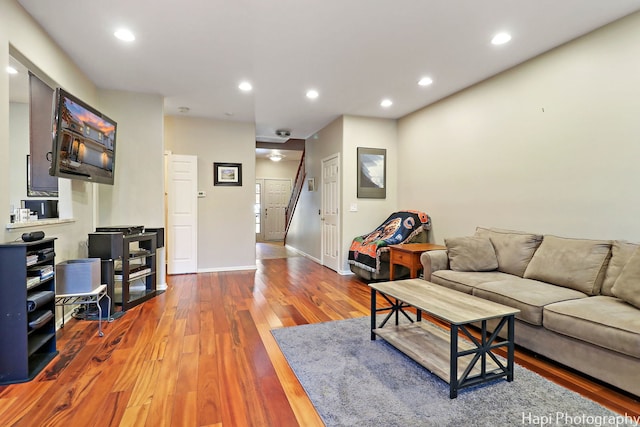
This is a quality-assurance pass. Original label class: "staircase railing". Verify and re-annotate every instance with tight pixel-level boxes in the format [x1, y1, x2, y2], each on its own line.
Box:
[284, 150, 305, 241]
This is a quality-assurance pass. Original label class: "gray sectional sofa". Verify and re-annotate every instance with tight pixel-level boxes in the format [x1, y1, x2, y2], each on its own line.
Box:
[419, 227, 640, 397]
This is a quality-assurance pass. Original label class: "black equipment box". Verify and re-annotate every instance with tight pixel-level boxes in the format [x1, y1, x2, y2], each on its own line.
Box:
[95, 225, 144, 236]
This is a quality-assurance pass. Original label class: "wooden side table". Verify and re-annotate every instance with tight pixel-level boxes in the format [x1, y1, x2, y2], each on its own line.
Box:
[388, 243, 447, 280]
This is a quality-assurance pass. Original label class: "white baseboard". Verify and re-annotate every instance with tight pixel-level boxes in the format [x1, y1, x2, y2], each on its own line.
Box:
[285, 245, 322, 264]
[55, 308, 77, 330]
[197, 265, 258, 273]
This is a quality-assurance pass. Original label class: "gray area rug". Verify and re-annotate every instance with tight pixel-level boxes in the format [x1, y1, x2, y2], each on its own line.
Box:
[272, 317, 626, 427]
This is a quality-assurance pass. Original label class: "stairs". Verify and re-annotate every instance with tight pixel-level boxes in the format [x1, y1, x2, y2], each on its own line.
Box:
[284, 150, 305, 242]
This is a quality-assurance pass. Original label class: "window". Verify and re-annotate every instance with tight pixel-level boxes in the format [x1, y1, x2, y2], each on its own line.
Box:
[255, 182, 261, 233]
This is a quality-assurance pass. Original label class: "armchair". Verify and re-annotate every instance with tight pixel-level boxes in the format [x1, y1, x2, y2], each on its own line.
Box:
[348, 210, 431, 281]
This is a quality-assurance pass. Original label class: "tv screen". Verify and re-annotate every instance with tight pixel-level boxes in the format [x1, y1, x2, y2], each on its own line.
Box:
[49, 88, 117, 185]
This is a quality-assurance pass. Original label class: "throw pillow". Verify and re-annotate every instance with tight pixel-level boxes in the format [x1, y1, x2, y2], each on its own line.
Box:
[445, 236, 498, 272]
[523, 235, 611, 295]
[475, 227, 543, 277]
[611, 247, 640, 309]
[600, 240, 640, 296]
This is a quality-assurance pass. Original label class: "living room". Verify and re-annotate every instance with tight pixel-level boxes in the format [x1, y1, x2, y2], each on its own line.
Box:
[2, 1, 640, 425]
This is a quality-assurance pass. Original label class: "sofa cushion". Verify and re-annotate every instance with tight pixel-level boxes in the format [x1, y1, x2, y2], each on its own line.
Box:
[544, 296, 640, 359]
[611, 248, 640, 309]
[475, 227, 543, 277]
[473, 278, 588, 326]
[431, 270, 514, 294]
[523, 235, 611, 295]
[444, 236, 498, 272]
[601, 240, 640, 296]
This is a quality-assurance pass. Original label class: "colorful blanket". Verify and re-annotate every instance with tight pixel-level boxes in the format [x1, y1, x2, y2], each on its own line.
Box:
[348, 210, 431, 273]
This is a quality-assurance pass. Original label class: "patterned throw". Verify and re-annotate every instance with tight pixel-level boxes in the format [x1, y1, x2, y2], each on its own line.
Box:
[348, 210, 431, 273]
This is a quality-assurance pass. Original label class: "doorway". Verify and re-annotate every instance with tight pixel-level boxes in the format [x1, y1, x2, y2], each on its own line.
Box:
[255, 178, 292, 242]
[321, 153, 341, 272]
[166, 153, 198, 274]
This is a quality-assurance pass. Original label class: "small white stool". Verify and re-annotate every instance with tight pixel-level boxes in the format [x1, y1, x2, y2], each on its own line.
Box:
[55, 284, 112, 337]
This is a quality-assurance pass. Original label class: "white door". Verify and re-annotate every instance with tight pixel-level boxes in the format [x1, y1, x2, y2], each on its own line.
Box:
[321, 154, 340, 272]
[167, 154, 198, 274]
[264, 178, 291, 241]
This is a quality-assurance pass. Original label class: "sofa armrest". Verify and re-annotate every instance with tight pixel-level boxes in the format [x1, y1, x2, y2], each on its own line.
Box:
[420, 250, 449, 281]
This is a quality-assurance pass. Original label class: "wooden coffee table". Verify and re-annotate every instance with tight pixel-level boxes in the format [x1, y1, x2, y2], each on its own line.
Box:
[369, 279, 520, 398]
[388, 243, 446, 280]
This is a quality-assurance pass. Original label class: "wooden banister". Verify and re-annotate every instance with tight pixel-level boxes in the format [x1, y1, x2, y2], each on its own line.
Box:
[284, 150, 305, 242]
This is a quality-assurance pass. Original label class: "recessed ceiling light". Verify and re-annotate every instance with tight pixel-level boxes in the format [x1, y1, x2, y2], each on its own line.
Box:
[6, 66, 18, 75]
[491, 32, 512, 45]
[306, 89, 319, 99]
[380, 99, 393, 108]
[418, 77, 433, 86]
[114, 28, 135, 42]
[239, 81, 253, 92]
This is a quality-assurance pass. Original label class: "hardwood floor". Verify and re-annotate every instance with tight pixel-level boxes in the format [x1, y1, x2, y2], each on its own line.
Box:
[0, 256, 638, 426]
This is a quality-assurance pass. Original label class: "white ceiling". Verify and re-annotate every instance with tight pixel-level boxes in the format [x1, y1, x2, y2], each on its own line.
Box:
[15, 0, 640, 142]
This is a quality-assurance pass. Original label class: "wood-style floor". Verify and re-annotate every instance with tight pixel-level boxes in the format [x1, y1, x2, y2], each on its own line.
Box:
[0, 246, 638, 426]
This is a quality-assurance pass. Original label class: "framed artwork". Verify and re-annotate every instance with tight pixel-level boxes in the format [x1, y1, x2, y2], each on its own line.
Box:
[307, 178, 315, 192]
[357, 147, 386, 199]
[214, 162, 243, 186]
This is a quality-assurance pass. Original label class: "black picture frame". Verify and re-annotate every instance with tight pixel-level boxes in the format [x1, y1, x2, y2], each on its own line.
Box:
[214, 162, 243, 186]
[357, 147, 386, 199]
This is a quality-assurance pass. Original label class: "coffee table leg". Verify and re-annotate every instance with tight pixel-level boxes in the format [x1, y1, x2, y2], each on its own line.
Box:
[450, 324, 458, 399]
[507, 314, 515, 381]
[370, 288, 377, 340]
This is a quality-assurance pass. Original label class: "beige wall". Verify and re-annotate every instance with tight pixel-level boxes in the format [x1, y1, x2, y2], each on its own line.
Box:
[287, 117, 343, 262]
[164, 116, 257, 271]
[97, 89, 165, 228]
[2, 1, 166, 265]
[255, 158, 298, 180]
[9, 102, 28, 207]
[398, 11, 640, 243]
[340, 116, 397, 272]
[1, 0, 97, 261]
[287, 115, 398, 273]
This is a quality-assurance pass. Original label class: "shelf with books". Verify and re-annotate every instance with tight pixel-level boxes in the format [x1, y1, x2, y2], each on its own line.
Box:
[0, 237, 58, 384]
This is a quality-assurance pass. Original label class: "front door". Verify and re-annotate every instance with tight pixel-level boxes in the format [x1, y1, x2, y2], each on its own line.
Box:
[264, 178, 291, 241]
[321, 154, 340, 272]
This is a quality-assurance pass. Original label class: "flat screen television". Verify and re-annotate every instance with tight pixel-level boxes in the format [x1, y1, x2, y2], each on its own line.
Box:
[49, 88, 117, 185]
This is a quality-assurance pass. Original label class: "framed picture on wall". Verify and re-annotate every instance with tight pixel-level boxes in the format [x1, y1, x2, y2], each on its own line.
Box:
[357, 147, 386, 198]
[214, 162, 243, 186]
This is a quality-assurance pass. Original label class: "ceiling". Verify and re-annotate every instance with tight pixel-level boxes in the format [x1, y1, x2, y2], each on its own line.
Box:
[15, 1, 640, 143]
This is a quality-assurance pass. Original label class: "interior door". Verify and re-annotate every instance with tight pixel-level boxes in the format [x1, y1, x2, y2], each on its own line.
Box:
[167, 154, 198, 274]
[264, 178, 292, 241]
[321, 154, 340, 272]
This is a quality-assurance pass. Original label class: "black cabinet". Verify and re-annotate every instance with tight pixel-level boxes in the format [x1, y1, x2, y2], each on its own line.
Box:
[0, 238, 58, 384]
[88, 232, 157, 311]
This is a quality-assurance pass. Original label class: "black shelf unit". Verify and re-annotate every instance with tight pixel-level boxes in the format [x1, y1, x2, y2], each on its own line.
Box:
[88, 232, 157, 311]
[0, 237, 58, 385]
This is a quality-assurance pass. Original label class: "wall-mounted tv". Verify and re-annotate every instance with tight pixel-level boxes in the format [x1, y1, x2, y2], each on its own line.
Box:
[49, 88, 117, 185]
